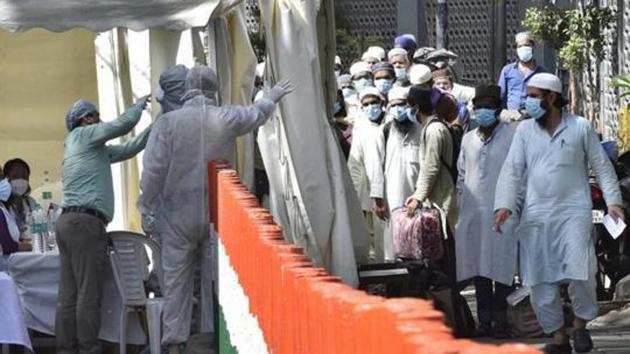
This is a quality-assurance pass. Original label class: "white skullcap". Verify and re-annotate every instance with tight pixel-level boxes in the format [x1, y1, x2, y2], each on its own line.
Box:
[367, 46, 386, 61]
[256, 62, 265, 78]
[359, 86, 385, 102]
[408, 64, 432, 85]
[350, 61, 373, 77]
[388, 86, 410, 103]
[388, 48, 409, 61]
[335, 55, 342, 66]
[402, 33, 417, 44]
[362, 51, 380, 62]
[527, 73, 562, 94]
[515, 31, 535, 44]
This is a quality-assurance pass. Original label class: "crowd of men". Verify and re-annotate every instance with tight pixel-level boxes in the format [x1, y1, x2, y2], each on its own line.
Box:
[337, 32, 624, 354]
[1, 29, 623, 354]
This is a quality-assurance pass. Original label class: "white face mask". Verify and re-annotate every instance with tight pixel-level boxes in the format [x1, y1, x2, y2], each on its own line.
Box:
[10, 178, 29, 196]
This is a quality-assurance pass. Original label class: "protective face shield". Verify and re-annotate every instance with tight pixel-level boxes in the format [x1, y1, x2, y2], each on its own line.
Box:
[375, 79, 394, 95]
[342, 87, 357, 100]
[390, 105, 409, 123]
[525, 97, 546, 120]
[394, 68, 407, 82]
[362, 104, 383, 122]
[517, 46, 534, 62]
[474, 108, 498, 127]
[10, 179, 29, 196]
[0, 179, 11, 202]
[353, 78, 374, 93]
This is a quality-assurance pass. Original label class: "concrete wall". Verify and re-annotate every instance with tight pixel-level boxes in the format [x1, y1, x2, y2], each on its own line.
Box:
[0, 29, 98, 190]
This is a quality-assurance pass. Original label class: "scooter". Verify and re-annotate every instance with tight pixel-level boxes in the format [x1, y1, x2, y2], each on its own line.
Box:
[591, 149, 630, 301]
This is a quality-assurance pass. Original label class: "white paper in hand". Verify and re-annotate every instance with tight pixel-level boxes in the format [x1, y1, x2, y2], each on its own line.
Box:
[603, 214, 626, 240]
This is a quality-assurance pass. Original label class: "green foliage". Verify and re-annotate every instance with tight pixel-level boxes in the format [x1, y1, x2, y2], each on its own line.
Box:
[522, 3, 615, 71]
[613, 75, 630, 97]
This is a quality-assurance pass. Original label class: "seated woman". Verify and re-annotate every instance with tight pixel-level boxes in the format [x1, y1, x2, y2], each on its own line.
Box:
[3, 159, 37, 238]
[1, 178, 21, 271]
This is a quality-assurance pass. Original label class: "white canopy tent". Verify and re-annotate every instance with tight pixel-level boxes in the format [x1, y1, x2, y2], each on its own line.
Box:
[0, 0, 367, 285]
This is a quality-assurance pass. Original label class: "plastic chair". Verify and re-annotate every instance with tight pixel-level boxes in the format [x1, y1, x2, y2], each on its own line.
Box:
[108, 231, 164, 354]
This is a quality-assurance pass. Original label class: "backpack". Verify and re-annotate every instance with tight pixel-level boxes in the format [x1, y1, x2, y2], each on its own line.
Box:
[422, 119, 461, 184]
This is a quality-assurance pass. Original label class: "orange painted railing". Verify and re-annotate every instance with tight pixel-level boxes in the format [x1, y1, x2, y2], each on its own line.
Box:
[208, 161, 540, 354]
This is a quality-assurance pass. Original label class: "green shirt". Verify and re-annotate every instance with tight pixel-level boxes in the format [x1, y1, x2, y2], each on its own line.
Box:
[62, 101, 151, 222]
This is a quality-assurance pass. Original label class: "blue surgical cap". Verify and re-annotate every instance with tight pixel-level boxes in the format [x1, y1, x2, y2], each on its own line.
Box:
[66, 99, 99, 132]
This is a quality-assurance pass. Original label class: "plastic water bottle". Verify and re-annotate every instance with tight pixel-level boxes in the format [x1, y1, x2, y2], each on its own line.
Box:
[46, 205, 58, 251]
[31, 205, 48, 253]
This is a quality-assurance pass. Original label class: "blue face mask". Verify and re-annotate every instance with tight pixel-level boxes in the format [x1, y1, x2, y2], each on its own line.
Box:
[335, 70, 341, 80]
[517, 46, 534, 62]
[363, 104, 382, 122]
[390, 105, 409, 123]
[375, 79, 394, 94]
[394, 68, 407, 82]
[0, 178, 11, 202]
[474, 108, 498, 127]
[354, 78, 373, 92]
[525, 97, 546, 120]
[342, 87, 357, 100]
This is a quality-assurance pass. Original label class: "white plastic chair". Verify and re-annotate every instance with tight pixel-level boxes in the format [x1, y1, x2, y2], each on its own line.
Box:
[108, 231, 164, 354]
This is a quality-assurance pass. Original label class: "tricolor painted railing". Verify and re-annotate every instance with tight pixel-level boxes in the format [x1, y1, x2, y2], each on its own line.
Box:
[209, 161, 540, 354]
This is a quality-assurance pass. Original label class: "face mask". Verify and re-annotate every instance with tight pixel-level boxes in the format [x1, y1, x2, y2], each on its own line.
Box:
[394, 67, 407, 82]
[342, 87, 357, 100]
[363, 104, 383, 122]
[474, 108, 498, 127]
[390, 106, 409, 123]
[517, 46, 534, 62]
[525, 97, 547, 120]
[10, 179, 29, 196]
[375, 79, 394, 94]
[0, 179, 11, 202]
[354, 78, 373, 93]
[335, 70, 341, 79]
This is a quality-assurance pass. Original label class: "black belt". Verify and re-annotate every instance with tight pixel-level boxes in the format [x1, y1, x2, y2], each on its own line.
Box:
[62, 206, 108, 225]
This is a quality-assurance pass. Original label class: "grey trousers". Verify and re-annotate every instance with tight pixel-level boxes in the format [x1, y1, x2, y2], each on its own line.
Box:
[55, 212, 107, 354]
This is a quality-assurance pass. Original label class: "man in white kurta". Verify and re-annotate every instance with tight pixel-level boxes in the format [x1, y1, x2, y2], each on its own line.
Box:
[348, 87, 387, 262]
[494, 73, 623, 354]
[456, 84, 518, 338]
[370, 86, 417, 261]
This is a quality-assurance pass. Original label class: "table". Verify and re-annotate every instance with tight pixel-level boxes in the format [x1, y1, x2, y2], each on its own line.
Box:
[0, 272, 32, 351]
[6, 251, 146, 345]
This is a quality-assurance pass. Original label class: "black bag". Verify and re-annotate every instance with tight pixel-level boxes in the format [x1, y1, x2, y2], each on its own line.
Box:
[429, 287, 476, 338]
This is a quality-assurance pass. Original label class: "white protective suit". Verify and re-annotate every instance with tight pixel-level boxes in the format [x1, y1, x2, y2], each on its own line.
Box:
[494, 114, 622, 332]
[456, 122, 518, 285]
[137, 66, 279, 345]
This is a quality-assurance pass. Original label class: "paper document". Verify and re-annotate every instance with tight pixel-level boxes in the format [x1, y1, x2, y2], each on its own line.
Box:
[603, 214, 626, 240]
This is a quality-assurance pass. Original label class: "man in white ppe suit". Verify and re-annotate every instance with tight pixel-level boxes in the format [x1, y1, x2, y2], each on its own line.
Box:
[348, 87, 387, 262]
[494, 73, 623, 354]
[138, 65, 293, 352]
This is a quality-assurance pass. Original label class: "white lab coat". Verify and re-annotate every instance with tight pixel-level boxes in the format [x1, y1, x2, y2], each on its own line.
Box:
[494, 114, 622, 287]
[371, 121, 422, 212]
[456, 122, 518, 285]
[348, 116, 384, 211]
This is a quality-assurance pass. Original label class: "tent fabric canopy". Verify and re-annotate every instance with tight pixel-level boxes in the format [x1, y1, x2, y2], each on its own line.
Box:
[0, 0, 235, 32]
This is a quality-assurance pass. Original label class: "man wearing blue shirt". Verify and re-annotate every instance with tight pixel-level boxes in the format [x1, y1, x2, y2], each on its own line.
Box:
[498, 32, 546, 113]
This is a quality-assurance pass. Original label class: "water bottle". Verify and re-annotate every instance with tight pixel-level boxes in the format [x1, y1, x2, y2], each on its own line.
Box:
[46, 205, 58, 251]
[31, 205, 48, 253]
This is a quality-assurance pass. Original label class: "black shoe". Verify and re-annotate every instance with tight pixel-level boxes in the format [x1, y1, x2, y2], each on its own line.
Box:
[572, 328, 594, 353]
[543, 343, 573, 354]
